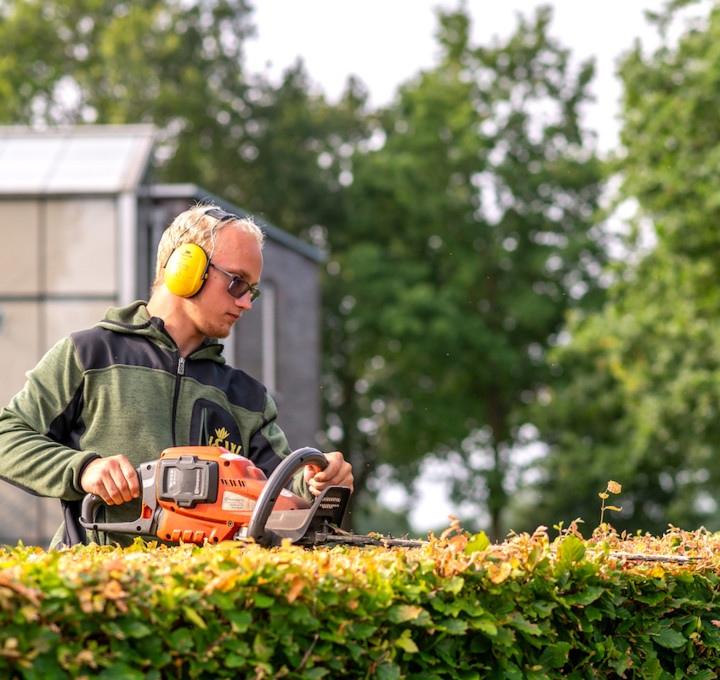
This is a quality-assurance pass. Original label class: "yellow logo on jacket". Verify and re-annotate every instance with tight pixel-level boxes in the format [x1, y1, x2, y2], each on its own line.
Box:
[208, 427, 242, 453]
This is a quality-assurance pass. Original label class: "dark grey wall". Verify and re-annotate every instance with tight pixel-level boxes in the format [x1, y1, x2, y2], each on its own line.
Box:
[235, 237, 322, 450]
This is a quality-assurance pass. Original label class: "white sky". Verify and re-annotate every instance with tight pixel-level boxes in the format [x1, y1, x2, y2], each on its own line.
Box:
[245, 0, 665, 154]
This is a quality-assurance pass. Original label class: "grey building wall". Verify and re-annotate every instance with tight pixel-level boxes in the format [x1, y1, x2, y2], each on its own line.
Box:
[0, 125, 157, 547]
[237, 232, 322, 450]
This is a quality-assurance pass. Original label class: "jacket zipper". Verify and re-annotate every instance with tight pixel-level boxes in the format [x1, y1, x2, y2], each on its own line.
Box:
[171, 356, 185, 445]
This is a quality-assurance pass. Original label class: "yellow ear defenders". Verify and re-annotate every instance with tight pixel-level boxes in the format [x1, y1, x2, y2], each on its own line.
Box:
[163, 208, 237, 297]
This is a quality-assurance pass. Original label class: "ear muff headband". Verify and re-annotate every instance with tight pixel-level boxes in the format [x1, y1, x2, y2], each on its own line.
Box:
[163, 208, 237, 298]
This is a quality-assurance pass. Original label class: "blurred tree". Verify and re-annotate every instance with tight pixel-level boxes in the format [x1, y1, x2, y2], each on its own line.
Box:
[217, 64, 369, 242]
[0, 0, 367, 240]
[0, 0, 254, 156]
[322, 6, 607, 539]
[524, 0, 720, 535]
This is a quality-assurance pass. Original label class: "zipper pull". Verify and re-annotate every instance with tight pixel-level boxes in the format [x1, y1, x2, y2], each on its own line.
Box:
[178, 356, 186, 375]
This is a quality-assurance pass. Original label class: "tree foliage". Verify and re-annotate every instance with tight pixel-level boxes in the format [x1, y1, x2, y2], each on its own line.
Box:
[0, 0, 253, 148]
[0, 0, 367, 241]
[324, 7, 606, 538]
[525, 0, 720, 535]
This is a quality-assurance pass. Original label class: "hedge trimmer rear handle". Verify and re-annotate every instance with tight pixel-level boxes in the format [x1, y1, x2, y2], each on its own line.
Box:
[80, 460, 158, 536]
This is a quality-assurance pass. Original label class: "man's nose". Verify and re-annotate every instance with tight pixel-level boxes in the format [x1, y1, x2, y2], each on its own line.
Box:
[234, 291, 253, 310]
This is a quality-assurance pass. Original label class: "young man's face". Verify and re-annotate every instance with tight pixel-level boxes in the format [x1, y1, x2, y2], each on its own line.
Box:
[187, 225, 264, 339]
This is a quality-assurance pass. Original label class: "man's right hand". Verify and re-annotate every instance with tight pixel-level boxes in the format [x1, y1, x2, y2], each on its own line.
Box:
[80, 455, 140, 505]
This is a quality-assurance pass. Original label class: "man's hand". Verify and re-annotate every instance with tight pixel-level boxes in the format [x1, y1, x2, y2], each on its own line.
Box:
[304, 451, 354, 497]
[81, 455, 141, 505]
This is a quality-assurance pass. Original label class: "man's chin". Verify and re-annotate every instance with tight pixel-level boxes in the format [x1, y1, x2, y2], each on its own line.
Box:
[202, 324, 232, 340]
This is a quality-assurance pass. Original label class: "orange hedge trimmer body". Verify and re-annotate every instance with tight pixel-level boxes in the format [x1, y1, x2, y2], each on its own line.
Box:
[80, 446, 423, 548]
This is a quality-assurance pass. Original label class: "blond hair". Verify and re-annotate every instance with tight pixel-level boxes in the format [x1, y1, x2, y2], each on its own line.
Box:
[153, 204, 265, 291]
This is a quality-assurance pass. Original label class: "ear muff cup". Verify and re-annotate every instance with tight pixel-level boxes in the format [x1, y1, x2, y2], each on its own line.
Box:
[164, 243, 210, 297]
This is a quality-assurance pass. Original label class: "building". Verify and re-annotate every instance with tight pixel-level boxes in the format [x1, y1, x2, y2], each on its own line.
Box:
[0, 125, 323, 547]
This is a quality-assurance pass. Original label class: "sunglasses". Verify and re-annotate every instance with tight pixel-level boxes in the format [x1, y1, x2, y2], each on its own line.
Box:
[209, 263, 260, 301]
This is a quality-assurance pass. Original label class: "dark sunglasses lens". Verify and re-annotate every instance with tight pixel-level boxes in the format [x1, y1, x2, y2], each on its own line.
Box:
[228, 278, 250, 299]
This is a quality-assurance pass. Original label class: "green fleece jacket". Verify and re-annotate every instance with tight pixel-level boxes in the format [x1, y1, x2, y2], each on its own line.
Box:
[0, 301, 307, 548]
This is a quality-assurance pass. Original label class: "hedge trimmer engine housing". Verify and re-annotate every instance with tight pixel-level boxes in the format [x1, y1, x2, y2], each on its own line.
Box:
[80, 446, 422, 548]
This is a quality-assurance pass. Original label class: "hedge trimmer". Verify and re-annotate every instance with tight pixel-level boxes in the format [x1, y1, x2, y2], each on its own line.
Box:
[79, 446, 425, 549]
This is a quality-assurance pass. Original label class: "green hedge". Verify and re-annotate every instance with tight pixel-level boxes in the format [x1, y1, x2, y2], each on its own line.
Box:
[1, 524, 720, 679]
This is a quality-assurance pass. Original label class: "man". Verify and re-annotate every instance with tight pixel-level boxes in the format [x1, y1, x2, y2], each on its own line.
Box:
[0, 204, 353, 548]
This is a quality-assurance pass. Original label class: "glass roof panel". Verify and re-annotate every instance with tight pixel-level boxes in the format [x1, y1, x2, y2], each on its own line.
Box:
[0, 126, 155, 195]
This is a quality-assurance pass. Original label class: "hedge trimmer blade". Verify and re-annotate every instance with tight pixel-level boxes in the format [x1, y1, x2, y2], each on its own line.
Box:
[306, 523, 428, 549]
